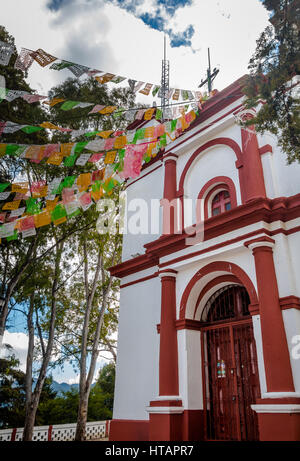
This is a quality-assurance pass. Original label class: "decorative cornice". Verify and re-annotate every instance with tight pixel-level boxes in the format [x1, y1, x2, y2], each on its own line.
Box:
[280, 296, 300, 311]
[109, 193, 300, 278]
[244, 236, 275, 251]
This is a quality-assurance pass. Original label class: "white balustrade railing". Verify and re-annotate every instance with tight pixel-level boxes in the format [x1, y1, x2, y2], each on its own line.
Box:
[0, 420, 110, 441]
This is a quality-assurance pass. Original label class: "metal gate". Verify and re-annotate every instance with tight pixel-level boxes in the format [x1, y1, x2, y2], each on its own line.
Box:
[200, 285, 260, 441]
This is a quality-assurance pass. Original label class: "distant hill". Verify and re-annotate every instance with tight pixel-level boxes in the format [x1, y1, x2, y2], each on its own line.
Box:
[51, 381, 79, 396]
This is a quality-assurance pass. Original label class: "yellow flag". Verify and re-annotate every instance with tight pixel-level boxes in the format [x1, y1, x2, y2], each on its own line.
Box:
[2, 200, 21, 210]
[144, 108, 155, 120]
[91, 188, 104, 202]
[99, 106, 117, 115]
[96, 130, 114, 139]
[34, 210, 51, 228]
[11, 182, 29, 193]
[0, 144, 6, 157]
[46, 152, 64, 165]
[46, 197, 59, 211]
[104, 151, 117, 164]
[144, 127, 155, 139]
[60, 143, 74, 156]
[114, 136, 127, 149]
[77, 173, 91, 192]
[44, 97, 66, 107]
[53, 216, 67, 226]
[95, 73, 115, 84]
[40, 122, 62, 130]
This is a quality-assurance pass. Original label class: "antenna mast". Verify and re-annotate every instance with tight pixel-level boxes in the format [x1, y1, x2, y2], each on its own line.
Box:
[161, 34, 170, 121]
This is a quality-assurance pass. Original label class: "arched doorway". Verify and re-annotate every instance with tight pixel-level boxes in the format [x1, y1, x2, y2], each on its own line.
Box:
[200, 285, 260, 441]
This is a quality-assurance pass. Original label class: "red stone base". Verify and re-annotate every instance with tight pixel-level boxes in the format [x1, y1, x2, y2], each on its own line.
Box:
[254, 398, 300, 441]
[257, 413, 300, 441]
[109, 419, 149, 441]
[109, 410, 205, 441]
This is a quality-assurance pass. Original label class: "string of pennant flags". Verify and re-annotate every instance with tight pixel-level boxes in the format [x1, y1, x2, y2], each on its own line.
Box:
[0, 101, 198, 140]
[0, 40, 204, 102]
[0, 108, 198, 241]
[0, 39, 218, 243]
[0, 85, 205, 123]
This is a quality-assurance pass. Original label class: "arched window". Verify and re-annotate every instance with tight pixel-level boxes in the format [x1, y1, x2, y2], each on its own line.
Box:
[211, 190, 232, 216]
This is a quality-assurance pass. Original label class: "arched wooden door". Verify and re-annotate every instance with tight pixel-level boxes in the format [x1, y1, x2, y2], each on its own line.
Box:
[200, 285, 261, 441]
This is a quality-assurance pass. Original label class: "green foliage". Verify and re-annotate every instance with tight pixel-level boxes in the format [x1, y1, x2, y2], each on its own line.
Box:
[0, 355, 57, 428]
[243, 0, 300, 163]
[38, 363, 116, 424]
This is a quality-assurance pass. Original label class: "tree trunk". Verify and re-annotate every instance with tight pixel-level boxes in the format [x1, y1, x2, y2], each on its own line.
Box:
[75, 390, 90, 441]
[22, 398, 38, 441]
[23, 294, 35, 441]
[22, 241, 63, 441]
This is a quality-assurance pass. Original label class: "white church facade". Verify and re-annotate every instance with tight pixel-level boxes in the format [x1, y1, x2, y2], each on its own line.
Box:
[109, 76, 300, 441]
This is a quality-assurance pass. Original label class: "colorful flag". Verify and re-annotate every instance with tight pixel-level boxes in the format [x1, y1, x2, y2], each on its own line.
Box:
[60, 100, 80, 111]
[31, 48, 57, 67]
[95, 73, 115, 84]
[14, 48, 34, 71]
[139, 83, 153, 95]
[172, 89, 180, 100]
[0, 40, 14, 66]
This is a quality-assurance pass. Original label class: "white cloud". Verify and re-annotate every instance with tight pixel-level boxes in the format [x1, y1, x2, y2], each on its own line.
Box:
[0, 0, 269, 98]
[1, 331, 29, 372]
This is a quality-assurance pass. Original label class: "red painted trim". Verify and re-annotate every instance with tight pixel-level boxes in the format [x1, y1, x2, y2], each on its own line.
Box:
[159, 228, 268, 270]
[259, 144, 273, 155]
[165, 103, 245, 157]
[280, 295, 300, 311]
[250, 243, 295, 392]
[175, 319, 202, 331]
[109, 253, 158, 278]
[48, 425, 53, 441]
[177, 137, 243, 197]
[10, 428, 17, 441]
[109, 419, 149, 441]
[159, 274, 179, 396]
[120, 271, 158, 288]
[193, 274, 240, 319]
[197, 176, 238, 221]
[110, 194, 300, 278]
[105, 420, 110, 437]
[179, 261, 258, 320]
[150, 399, 182, 407]
[256, 413, 300, 441]
[241, 125, 267, 203]
[244, 236, 275, 247]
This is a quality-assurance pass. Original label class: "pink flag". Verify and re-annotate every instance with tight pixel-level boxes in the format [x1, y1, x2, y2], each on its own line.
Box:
[89, 153, 104, 163]
[88, 104, 105, 114]
[22, 94, 47, 104]
[104, 138, 115, 150]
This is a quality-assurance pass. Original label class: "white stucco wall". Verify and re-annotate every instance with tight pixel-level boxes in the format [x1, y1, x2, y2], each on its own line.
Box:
[113, 276, 161, 420]
[121, 165, 163, 262]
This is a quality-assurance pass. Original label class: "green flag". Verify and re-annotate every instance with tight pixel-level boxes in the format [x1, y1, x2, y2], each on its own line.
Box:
[21, 126, 43, 134]
[60, 100, 80, 111]
[0, 182, 10, 192]
[51, 204, 67, 222]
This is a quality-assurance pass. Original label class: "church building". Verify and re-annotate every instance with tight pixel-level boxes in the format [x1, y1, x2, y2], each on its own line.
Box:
[109, 75, 300, 441]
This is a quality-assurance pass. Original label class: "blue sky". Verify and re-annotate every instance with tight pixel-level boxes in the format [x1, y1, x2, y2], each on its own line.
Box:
[47, 0, 196, 47]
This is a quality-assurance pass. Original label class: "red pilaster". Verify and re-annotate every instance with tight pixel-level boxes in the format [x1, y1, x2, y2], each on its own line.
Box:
[245, 237, 295, 392]
[148, 269, 183, 440]
[162, 153, 178, 235]
[240, 113, 266, 203]
[159, 269, 179, 395]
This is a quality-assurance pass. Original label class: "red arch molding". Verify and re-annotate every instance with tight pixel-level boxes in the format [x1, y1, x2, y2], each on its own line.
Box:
[197, 176, 238, 221]
[177, 138, 243, 197]
[179, 261, 258, 320]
